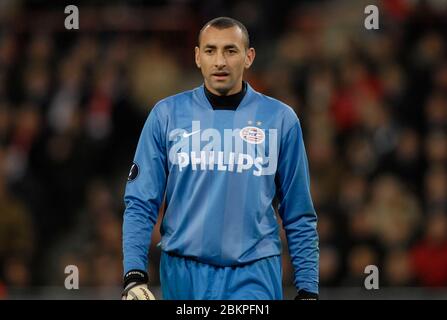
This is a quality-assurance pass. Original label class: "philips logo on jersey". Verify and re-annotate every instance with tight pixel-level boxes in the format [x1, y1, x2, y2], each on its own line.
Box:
[168, 121, 278, 176]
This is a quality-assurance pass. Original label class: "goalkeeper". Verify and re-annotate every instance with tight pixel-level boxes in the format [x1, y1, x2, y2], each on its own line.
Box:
[122, 17, 319, 300]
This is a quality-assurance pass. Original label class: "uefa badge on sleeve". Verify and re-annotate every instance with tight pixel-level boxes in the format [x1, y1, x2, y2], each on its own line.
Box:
[127, 162, 139, 182]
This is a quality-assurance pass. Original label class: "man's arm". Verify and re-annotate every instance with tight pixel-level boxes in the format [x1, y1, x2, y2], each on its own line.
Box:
[122, 104, 167, 290]
[275, 115, 319, 298]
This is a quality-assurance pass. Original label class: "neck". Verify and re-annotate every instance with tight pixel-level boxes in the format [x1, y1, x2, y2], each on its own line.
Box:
[204, 81, 247, 110]
[205, 81, 243, 96]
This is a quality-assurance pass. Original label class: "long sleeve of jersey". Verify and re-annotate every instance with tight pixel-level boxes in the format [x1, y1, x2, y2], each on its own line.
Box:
[275, 117, 319, 294]
[122, 105, 167, 275]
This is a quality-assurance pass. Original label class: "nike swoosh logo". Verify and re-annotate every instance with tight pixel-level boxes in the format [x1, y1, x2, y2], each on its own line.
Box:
[182, 130, 201, 138]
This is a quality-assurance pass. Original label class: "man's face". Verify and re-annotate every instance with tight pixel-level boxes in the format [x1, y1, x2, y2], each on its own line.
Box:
[195, 26, 255, 96]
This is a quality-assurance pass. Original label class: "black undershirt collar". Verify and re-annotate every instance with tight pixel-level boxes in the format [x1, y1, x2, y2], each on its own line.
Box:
[204, 81, 247, 110]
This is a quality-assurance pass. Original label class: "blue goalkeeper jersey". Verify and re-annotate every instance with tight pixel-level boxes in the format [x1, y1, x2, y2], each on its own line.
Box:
[122, 83, 319, 293]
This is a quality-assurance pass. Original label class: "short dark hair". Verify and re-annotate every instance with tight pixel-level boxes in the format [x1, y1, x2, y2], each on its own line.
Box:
[198, 17, 250, 49]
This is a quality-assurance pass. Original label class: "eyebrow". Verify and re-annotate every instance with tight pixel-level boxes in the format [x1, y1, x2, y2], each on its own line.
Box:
[203, 44, 240, 50]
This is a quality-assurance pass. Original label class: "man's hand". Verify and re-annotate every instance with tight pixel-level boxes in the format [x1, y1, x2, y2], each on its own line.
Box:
[122, 270, 156, 300]
[295, 290, 319, 300]
[122, 283, 156, 300]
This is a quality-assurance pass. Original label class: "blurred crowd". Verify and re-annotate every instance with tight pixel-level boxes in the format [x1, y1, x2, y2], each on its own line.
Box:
[1, 0, 447, 298]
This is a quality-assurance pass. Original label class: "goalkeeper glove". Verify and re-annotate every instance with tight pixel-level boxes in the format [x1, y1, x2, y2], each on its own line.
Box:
[122, 270, 156, 300]
[295, 290, 318, 300]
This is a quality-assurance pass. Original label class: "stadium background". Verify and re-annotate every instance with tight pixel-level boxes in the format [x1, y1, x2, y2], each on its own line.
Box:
[0, 0, 447, 299]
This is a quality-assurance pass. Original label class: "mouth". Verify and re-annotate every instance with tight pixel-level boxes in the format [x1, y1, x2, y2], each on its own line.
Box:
[212, 72, 229, 80]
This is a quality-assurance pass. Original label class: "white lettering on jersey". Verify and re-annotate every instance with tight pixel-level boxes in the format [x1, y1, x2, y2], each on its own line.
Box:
[168, 121, 278, 176]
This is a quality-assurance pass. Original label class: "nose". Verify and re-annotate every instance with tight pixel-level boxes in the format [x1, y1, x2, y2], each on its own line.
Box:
[214, 50, 226, 69]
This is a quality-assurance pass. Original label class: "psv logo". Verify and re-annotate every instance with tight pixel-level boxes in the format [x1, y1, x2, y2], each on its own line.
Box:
[239, 126, 265, 144]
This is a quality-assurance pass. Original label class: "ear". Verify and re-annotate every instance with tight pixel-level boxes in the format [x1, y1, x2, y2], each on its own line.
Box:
[195, 46, 201, 68]
[244, 47, 256, 69]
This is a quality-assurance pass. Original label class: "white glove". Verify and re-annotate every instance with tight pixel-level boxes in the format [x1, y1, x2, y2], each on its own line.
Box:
[122, 283, 156, 300]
